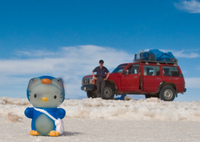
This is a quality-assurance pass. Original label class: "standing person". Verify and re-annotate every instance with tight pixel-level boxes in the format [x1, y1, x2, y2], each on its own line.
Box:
[92, 60, 110, 98]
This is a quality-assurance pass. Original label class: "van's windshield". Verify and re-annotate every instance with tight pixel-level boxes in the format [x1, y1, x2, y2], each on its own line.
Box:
[112, 64, 128, 73]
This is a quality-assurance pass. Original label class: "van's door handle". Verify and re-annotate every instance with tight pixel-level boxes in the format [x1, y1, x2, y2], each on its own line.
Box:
[157, 78, 161, 80]
[134, 76, 138, 78]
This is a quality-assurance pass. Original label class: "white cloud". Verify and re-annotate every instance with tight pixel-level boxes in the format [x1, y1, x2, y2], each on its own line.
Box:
[15, 50, 56, 57]
[160, 49, 200, 58]
[173, 50, 199, 58]
[175, 0, 200, 13]
[185, 78, 200, 88]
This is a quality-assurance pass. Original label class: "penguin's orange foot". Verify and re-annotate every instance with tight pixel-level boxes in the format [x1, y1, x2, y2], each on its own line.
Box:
[30, 130, 39, 136]
[48, 131, 59, 137]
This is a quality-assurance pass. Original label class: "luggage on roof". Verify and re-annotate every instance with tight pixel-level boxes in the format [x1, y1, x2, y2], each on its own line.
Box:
[134, 49, 177, 63]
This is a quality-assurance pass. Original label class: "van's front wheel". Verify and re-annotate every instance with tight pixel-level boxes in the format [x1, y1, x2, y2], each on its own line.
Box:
[103, 85, 114, 99]
[159, 86, 176, 101]
[145, 94, 151, 99]
[87, 91, 97, 98]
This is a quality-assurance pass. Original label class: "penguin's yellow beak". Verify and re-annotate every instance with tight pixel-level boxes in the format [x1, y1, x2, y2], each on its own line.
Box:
[41, 78, 52, 84]
[42, 97, 48, 102]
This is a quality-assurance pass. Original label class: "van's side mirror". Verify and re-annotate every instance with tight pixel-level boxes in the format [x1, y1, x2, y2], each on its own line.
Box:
[123, 70, 127, 75]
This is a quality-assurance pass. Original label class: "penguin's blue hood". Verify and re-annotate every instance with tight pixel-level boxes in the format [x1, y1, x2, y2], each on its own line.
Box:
[27, 76, 65, 102]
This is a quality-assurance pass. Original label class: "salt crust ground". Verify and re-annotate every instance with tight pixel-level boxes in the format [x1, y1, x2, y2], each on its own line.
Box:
[1, 97, 200, 142]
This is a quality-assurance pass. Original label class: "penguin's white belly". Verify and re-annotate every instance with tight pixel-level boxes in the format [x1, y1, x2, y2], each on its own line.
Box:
[35, 114, 54, 135]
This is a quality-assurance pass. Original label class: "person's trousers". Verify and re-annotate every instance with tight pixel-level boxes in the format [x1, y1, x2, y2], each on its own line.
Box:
[96, 77, 105, 98]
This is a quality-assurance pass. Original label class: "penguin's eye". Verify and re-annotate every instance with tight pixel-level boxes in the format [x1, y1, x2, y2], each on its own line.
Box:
[54, 95, 57, 99]
[34, 94, 37, 98]
[57, 79, 62, 83]
[57, 78, 63, 83]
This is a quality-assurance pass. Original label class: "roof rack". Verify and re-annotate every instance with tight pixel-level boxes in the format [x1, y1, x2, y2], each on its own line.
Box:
[134, 59, 178, 65]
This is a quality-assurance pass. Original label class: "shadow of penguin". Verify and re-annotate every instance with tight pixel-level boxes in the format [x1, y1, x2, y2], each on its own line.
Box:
[61, 131, 82, 136]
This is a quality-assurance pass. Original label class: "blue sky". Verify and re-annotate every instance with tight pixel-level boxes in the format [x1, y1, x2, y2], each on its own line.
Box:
[0, 0, 200, 101]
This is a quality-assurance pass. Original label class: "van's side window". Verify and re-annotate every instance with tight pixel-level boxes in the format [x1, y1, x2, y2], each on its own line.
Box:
[129, 64, 139, 74]
[144, 66, 160, 76]
[162, 66, 180, 77]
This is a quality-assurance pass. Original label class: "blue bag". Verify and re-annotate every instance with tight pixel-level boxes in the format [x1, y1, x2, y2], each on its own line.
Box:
[149, 49, 177, 62]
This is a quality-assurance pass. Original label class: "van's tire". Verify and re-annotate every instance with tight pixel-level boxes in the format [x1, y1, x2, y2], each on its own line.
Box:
[145, 94, 159, 99]
[145, 94, 151, 99]
[87, 91, 97, 98]
[102, 85, 114, 99]
[159, 85, 176, 101]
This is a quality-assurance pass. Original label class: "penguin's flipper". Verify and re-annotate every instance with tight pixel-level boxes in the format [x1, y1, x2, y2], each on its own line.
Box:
[48, 131, 59, 137]
[30, 130, 39, 136]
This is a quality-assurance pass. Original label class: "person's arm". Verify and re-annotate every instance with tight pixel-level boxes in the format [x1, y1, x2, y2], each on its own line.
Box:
[92, 67, 97, 80]
[104, 72, 110, 80]
[104, 67, 110, 80]
[92, 71, 97, 80]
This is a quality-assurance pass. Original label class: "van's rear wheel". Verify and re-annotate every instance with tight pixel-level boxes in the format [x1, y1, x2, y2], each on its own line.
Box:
[103, 85, 114, 99]
[87, 91, 97, 98]
[159, 86, 176, 101]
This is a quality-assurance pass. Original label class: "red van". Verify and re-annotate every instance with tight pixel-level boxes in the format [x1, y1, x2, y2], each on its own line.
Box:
[81, 61, 186, 101]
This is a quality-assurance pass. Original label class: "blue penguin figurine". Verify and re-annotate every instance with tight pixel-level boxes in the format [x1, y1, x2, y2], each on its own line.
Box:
[24, 76, 66, 136]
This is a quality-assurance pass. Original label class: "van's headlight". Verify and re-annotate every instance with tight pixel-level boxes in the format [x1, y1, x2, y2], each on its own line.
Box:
[89, 78, 95, 84]
[82, 79, 84, 85]
[82, 78, 94, 85]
